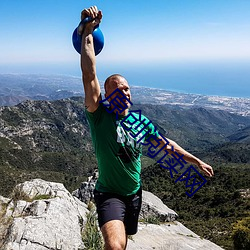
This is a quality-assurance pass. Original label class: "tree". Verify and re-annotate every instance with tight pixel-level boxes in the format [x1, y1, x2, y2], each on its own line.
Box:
[232, 216, 250, 250]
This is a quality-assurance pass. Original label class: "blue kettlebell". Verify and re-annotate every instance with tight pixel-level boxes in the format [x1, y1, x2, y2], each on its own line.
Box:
[72, 17, 104, 55]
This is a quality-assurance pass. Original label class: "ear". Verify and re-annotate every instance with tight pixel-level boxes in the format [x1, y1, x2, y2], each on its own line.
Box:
[104, 92, 111, 103]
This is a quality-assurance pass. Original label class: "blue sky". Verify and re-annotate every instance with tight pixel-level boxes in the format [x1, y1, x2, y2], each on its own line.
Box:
[0, 0, 250, 97]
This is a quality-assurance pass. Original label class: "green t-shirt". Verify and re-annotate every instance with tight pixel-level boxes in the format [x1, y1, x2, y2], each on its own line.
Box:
[85, 103, 159, 196]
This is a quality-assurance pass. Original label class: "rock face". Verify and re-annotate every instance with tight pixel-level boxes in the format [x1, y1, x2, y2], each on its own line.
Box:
[72, 169, 98, 204]
[140, 190, 177, 222]
[0, 179, 89, 250]
[127, 222, 224, 250]
[0, 179, 224, 250]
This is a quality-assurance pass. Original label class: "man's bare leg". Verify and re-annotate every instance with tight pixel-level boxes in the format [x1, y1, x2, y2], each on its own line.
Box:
[101, 220, 127, 250]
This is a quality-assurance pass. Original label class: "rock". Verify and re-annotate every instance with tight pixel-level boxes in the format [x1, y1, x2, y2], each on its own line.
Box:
[239, 188, 250, 198]
[127, 222, 224, 250]
[0, 179, 89, 250]
[0, 178, 224, 250]
[0, 196, 12, 248]
[140, 190, 178, 222]
[72, 169, 98, 204]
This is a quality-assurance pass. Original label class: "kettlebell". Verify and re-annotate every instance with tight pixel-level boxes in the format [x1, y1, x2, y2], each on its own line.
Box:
[72, 17, 104, 55]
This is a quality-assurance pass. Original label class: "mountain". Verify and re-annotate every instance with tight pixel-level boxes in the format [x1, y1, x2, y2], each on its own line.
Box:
[0, 74, 249, 249]
[1, 97, 250, 197]
[0, 74, 83, 106]
[0, 97, 97, 196]
[134, 103, 250, 151]
[0, 96, 249, 249]
[227, 125, 250, 143]
[197, 126, 250, 164]
[1, 74, 250, 117]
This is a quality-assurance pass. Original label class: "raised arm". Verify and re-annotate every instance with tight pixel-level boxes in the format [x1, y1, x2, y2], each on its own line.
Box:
[80, 6, 102, 112]
[158, 135, 214, 177]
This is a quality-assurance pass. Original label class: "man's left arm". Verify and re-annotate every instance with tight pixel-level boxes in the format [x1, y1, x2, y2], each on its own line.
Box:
[158, 134, 214, 177]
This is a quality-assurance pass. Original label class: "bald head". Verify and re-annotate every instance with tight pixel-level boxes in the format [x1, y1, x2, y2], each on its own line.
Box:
[104, 74, 128, 93]
[104, 74, 132, 109]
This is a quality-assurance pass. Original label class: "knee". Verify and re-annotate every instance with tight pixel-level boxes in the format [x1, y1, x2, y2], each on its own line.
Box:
[101, 220, 127, 250]
[104, 239, 126, 250]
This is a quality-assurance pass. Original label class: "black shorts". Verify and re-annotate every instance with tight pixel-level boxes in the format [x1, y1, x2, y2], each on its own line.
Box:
[93, 187, 142, 235]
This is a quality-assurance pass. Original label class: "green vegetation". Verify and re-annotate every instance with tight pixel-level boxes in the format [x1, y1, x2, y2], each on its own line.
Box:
[139, 215, 161, 225]
[0, 97, 250, 249]
[82, 202, 104, 250]
[0, 200, 13, 249]
[9, 186, 54, 204]
[0, 98, 98, 196]
[11, 189, 53, 203]
[141, 162, 250, 250]
[232, 216, 250, 250]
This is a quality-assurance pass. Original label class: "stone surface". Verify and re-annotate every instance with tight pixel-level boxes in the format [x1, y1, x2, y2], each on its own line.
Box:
[0, 179, 89, 250]
[140, 190, 178, 222]
[127, 222, 224, 250]
[0, 179, 224, 250]
[72, 169, 98, 204]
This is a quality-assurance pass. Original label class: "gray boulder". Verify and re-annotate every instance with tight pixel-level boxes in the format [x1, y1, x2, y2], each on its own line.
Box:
[127, 222, 224, 250]
[0, 179, 89, 250]
[72, 169, 98, 204]
[140, 190, 178, 222]
[0, 178, 224, 250]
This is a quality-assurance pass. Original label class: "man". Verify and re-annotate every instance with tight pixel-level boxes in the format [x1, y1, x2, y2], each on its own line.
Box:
[80, 6, 214, 250]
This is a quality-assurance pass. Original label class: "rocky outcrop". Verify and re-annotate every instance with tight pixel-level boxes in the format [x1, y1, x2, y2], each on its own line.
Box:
[72, 169, 98, 204]
[0, 179, 223, 250]
[127, 222, 223, 250]
[239, 188, 250, 199]
[140, 190, 177, 222]
[0, 179, 89, 250]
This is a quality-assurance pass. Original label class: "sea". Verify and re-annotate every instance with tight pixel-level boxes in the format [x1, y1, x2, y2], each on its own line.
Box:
[1, 60, 249, 99]
[97, 61, 250, 99]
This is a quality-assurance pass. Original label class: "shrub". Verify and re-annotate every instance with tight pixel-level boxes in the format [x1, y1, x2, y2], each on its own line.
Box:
[82, 202, 104, 250]
[232, 217, 250, 250]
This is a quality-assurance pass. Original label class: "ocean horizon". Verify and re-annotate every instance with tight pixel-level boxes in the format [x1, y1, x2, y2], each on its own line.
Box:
[99, 61, 250, 99]
[1, 60, 249, 99]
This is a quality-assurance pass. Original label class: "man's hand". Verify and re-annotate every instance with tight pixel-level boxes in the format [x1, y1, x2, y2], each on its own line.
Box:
[197, 162, 214, 177]
[78, 6, 102, 35]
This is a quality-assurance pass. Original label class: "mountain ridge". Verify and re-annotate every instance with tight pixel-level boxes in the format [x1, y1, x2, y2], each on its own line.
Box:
[0, 96, 249, 249]
[0, 97, 250, 196]
[1, 74, 249, 117]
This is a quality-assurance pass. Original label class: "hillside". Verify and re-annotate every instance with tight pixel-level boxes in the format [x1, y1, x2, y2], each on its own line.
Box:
[0, 97, 250, 249]
[0, 74, 82, 106]
[134, 103, 250, 151]
[227, 125, 250, 143]
[0, 97, 97, 195]
[1, 74, 250, 117]
[0, 97, 250, 195]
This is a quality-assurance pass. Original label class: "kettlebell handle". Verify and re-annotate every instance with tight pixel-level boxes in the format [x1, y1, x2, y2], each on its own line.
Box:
[77, 17, 99, 35]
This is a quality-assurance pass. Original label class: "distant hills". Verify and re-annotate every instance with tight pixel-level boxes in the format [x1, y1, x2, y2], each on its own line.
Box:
[228, 125, 250, 143]
[0, 96, 250, 196]
[1, 74, 249, 116]
[0, 74, 83, 106]
[0, 74, 249, 249]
